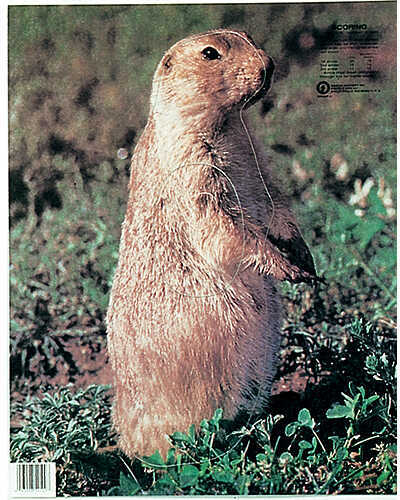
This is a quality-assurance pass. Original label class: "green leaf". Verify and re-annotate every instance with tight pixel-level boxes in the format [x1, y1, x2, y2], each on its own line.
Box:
[326, 404, 353, 419]
[166, 448, 176, 466]
[298, 408, 313, 427]
[171, 431, 190, 443]
[372, 247, 396, 273]
[199, 458, 210, 477]
[311, 436, 318, 450]
[210, 408, 223, 430]
[334, 204, 360, 231]
[180, 464, 199, 488]
[285, 422, 298, 437]
[119, 472, 141, 495]
[364, 395, 380, 408]
[155, 474, 175, 489]
[236, 474, 250, 495]
[335, 447, 349, 462]
[299, 440, 313, 449]
[188, 424, 196, 443]
[279, 452, 294, 463]
[212, 470, 235, 484]
[368, 188, 387, 216]
[354, 217, 385, 249]
[213, 408, 223, 420]
[142, 450, 166, 468]
[377, 470, 391, 486]
[53, 448, 64, 461]
[200, 419, 209, 431]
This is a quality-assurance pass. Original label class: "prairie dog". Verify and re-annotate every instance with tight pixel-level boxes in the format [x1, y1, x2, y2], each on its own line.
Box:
[107, 30, 316, 458]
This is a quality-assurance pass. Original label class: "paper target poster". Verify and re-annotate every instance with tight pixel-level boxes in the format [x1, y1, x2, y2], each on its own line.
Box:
[8, 1, 396, 496]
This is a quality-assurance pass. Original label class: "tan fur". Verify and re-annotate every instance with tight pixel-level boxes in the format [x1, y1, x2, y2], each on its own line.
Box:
[107, 30, 317, 458]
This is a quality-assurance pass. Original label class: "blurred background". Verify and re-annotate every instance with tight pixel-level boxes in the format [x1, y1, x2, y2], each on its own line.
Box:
[9, 0, 396, 425]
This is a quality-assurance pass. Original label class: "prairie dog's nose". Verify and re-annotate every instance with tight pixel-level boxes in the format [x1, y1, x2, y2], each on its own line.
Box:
[259, 55, 275, 87]
[259, 52, 275, 76]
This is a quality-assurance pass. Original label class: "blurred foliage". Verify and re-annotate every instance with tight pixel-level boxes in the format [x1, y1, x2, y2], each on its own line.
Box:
[9, 2, 396, 496]
[9, 3, 395, 223]
[10, 173, 121, 398]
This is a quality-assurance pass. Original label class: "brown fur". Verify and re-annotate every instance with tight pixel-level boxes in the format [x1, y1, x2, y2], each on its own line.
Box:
[107, 30, 317, 458]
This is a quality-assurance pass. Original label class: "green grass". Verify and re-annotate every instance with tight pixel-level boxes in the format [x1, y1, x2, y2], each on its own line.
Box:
[9, 2, 396, 496]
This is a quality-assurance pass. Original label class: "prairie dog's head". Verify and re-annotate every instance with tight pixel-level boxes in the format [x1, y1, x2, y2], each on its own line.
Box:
[150, 30, 274, 122]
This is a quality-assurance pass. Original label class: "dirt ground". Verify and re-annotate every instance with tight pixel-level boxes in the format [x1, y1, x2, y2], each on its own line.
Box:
[15, 335, 308, 398]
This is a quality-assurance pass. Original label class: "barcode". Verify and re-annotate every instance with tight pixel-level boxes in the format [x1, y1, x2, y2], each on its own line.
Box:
[10, 463, 56, 498]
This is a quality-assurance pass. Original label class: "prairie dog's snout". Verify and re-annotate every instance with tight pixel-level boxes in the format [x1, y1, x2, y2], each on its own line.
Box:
[261, 54, 275, 82]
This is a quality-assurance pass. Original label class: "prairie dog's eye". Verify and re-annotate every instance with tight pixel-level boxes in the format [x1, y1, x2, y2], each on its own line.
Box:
[201, 46, 221, 60]
[164, 55, 172, 69]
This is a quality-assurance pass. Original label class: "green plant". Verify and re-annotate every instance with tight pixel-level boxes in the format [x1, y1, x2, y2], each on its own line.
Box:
[11, 380, 395, 496]
[10, 385, 118, 496]
[325, 185, 396, 310]
[109, 390, 395, 496]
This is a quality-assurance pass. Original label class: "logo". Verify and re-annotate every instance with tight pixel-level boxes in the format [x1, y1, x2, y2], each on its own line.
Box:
[316, 81, 331, 95]
[333, 24, 367, 31]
